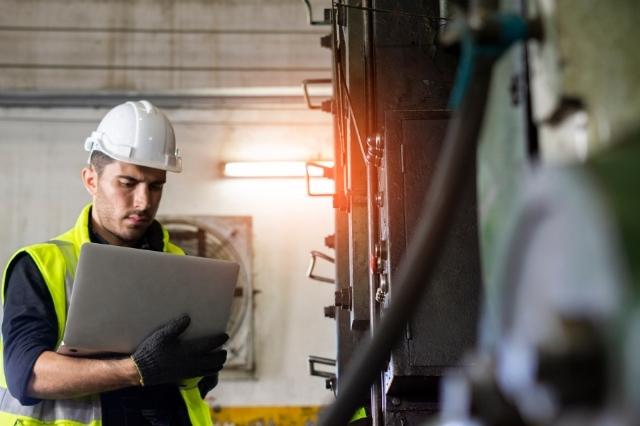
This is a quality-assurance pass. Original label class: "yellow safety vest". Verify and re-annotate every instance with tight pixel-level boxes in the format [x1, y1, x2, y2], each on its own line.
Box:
[0, 204, 213, 426]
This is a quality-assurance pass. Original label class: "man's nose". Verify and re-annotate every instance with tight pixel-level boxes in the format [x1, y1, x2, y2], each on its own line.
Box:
[133, 185, 151, 210]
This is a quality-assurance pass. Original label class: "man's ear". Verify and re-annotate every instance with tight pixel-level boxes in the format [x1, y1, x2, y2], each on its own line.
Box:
[81, 166, 98, 196]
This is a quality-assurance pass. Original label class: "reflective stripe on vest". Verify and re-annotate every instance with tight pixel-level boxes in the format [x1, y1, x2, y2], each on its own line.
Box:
[49, 239, 77, 316]
[0, 204, 213, 426]
[0, 388, 101, 425]
[0, 238, 101, 425]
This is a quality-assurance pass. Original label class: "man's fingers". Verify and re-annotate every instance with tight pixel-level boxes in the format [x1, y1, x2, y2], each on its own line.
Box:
[190, 333, 228, 353]
[198, 350, 228, 369]
[183, 351, 227, 378]
[210, 333, 229, 347]
[160, 314, 191, 338]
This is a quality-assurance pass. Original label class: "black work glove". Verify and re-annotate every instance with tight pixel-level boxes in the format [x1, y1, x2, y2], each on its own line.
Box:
[198, 373, 219, 398]
[132, 314, 228, 386]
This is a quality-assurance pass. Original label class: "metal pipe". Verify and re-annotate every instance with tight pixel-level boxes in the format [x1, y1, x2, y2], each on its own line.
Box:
[0, 25, 325, 35]
[0, 63, 328, 72]
[0, 88, 329, 109]
[331, 0, 357, 397]
[362, 0, 383, 423]
[318, 57, 495, 426]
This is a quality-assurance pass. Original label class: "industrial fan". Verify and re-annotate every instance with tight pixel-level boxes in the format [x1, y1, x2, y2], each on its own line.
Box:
[158, 215, 254, 377]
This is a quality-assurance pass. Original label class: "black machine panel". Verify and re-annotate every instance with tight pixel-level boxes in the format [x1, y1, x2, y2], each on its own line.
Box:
[318, 1, 483, 424]
[381, 111, 481, 396]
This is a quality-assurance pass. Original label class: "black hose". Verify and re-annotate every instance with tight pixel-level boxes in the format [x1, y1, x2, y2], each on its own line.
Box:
[318, 56, 495, 426]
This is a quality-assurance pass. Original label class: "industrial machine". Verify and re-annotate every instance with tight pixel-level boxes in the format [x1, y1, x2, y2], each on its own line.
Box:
[304, 0, 640, 424]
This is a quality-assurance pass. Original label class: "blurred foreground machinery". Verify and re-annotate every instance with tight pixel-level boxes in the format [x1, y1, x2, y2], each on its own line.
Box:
[305, 0, 640, 425]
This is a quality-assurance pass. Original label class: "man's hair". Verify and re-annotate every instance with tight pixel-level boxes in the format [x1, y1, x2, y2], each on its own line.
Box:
[89, 151, 115, 176]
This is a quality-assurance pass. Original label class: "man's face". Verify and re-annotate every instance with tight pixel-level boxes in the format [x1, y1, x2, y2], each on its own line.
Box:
[82, 160, 167, 246]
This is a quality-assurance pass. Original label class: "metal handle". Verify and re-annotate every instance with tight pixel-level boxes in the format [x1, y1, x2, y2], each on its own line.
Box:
[302, 78, 332, 110]
[309, 355, 337, 393]
[307, 250, 335, 284]
[302, 0, 331, 26]
[308, 355, 336, 379]
[305, 161, 334, 197]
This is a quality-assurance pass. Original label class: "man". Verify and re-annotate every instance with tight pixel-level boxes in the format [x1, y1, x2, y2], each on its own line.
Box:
[0, 100, 226, 425]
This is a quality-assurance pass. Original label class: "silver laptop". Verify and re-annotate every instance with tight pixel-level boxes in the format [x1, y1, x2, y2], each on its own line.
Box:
[58, 242, 239, 356]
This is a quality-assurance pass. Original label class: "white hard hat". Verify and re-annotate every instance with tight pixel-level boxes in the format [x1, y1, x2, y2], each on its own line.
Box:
[84, 100, 182, 172]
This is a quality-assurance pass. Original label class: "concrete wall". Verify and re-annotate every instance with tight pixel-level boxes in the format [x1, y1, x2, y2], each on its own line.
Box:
[0, 105, 337, 406]
[0, 0, 331, 90]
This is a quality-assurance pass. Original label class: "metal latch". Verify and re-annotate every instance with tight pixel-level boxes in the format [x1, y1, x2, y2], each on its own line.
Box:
[302, 0, 331, 26]
[307, 250, 335, 284]
[305, 161, 334, 197]
[302, 78, 333, 111]
[308, 355, 337, 392]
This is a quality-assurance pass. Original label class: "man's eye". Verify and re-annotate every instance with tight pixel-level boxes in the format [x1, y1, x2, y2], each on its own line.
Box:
[151, 184, 164, 191]
[119, 180, 135, 187]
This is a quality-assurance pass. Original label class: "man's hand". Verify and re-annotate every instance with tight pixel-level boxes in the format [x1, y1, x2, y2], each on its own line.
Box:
[198, 374, 220, 398]
[131, 315, 228, 387]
